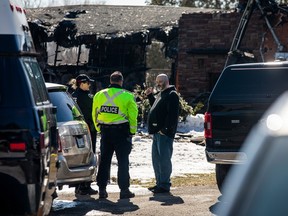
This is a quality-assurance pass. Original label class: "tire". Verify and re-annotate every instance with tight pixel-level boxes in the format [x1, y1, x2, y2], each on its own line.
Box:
[215, 164, 231, 193]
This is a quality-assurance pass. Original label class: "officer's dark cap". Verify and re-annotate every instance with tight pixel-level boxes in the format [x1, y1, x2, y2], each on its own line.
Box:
[76, 74, 94, 83]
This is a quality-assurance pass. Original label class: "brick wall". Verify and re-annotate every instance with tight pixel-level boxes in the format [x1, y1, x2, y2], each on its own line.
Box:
[177, 11, 266, 102]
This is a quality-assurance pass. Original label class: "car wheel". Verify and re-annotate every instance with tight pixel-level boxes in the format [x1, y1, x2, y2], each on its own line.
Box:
[215, 164, 231, 193]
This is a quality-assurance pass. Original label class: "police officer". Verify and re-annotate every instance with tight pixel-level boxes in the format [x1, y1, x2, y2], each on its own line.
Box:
[72, 74, 98, 195]
[92, 71, 138, 199]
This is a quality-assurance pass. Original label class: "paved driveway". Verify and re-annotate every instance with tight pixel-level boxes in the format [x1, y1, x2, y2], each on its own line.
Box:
[50, 184, 221, 216]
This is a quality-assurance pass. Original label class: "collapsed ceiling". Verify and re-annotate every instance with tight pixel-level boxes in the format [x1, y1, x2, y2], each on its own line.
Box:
[26, 5, 215, 47]
[25, 5, 216, 88]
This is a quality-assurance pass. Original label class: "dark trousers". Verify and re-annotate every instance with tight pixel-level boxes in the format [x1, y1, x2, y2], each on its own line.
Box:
[88, 122, 97, 154]
[152, 133, 173, 191]
[97, 126, 132, 190]
[90, 130, 97, 153]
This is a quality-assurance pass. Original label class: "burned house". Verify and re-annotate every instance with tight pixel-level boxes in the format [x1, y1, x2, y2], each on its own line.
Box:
[26, 5, 213, 93]
[27, 4, 288, 102]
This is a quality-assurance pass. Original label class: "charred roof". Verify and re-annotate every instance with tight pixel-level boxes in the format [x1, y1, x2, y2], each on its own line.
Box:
[26, 5, 215, 46]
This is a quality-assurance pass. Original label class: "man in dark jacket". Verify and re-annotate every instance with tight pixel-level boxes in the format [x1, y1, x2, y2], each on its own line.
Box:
[145, 73, 179, 193]
[72, 74, 98, 195]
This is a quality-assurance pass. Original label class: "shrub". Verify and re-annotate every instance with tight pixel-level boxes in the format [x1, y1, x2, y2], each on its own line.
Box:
[133, 85, 194, 124]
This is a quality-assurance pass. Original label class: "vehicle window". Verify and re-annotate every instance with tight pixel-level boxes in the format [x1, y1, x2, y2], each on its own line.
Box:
[48, 91, 83, 122]
[213, 67, 288, 99]
[22, 57, 49, 105]
[0, 57, 29, 107]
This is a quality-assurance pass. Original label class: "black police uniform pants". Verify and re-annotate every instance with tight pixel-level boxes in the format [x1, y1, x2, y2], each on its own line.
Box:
[90, 130, 97, 153]
[97, 126, 132, 191]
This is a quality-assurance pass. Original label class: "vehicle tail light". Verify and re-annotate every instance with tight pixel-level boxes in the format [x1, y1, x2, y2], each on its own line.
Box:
[204, 112, 212, 138]
[9, 142, 26, 152]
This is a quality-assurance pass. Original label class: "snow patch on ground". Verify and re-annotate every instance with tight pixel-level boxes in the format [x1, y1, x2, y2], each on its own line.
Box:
[99, 114, 214, 182]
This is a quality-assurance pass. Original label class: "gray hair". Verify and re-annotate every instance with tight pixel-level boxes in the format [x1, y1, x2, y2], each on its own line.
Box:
[156, 73, 169, 84]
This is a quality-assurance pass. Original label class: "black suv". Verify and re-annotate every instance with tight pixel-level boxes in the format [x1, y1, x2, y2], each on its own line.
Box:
[0, 1, 58, 215]
[204, 61, 288, 192]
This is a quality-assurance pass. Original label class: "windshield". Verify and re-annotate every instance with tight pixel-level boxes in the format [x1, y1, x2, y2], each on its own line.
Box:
[48, 90, 83, 122]
[212, 67, 288, 100]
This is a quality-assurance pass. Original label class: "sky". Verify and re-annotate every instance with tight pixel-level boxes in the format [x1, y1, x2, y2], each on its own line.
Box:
[53, 114, 215, 211]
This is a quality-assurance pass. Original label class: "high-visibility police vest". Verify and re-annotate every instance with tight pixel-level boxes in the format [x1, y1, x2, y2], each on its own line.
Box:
[92, 86, 138, 134]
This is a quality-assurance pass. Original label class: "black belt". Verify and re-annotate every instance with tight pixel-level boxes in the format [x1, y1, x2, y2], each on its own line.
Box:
[100, 123, 128, 129]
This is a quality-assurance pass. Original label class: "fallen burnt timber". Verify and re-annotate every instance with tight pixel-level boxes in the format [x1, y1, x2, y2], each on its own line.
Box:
[26, 5, 214, 92]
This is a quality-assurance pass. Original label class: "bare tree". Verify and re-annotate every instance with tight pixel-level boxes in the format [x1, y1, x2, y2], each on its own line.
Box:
[23, 0, 108, 8]
[146, 0, 288, 9]
[23, 0, 42, 8]
[147, 0, 179, 6]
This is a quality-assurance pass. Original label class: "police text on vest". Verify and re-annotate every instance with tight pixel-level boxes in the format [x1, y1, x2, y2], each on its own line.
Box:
[100, 105, 119, 114]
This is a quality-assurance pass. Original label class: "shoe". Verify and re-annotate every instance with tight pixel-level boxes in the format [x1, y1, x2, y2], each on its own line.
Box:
[148, 185, 157, 191]
[99, 188, 108, 199]
[75, 189, 89, 195]
[75, 186, 98, 195]
[152, 187, 170, 193]
[120, 189, 135, 199]
[86, 186, 98, 195]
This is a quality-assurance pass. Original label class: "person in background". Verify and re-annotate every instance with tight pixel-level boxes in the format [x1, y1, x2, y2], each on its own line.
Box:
[145, 73, 180, 193]
[92, 71, 138, 199]
[72, 74, 98, 195]
[67, 78, 77, 94]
